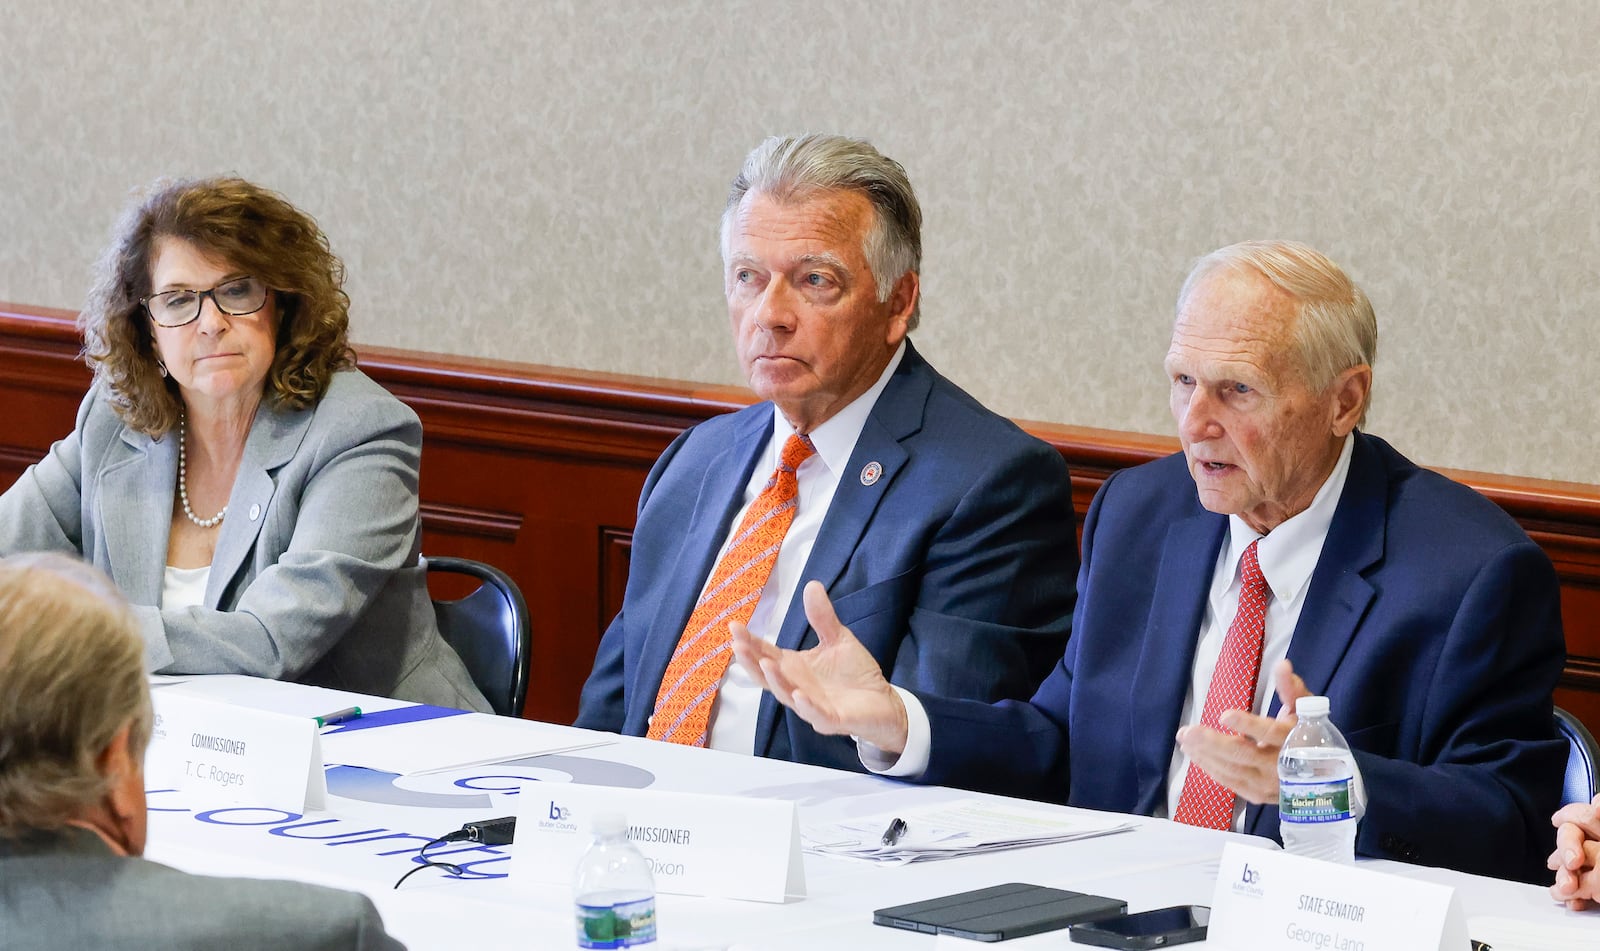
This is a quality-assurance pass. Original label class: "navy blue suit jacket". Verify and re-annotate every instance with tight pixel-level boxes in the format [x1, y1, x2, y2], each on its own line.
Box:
[576, 342, 1077, 770]
[919, 432, 1565, 883]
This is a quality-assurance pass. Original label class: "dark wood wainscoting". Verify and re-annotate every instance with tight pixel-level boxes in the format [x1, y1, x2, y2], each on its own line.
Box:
[4, 303, 1599, 735]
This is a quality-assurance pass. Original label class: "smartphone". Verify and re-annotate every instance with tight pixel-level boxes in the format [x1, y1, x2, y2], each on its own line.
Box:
[1068, 905, 1209, 948]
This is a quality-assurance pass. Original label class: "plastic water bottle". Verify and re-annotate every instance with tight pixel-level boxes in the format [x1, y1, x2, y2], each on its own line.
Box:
[574, 812, 658, 949]
[1277, 695, 1358, 864]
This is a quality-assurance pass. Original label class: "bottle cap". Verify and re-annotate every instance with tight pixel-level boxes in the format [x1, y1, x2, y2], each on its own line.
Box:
[1295, 696, 1330, 717]
[593, 812, 626, 836]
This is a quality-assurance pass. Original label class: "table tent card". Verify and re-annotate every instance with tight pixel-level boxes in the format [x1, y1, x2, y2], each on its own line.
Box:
[514, 785, 805, 903]
[1209, 842, 1467, 951]
[147, 691, 326, 812]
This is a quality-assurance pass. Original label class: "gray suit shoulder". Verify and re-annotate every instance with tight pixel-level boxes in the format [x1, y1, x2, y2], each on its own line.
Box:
[295, 369, 422, 457]
[73, 380, 147, 455]
[118, 856, 405, 950]
[0, 850, 404, 950]
[70, 370, 415, 455]
[318, 368, 418, 425]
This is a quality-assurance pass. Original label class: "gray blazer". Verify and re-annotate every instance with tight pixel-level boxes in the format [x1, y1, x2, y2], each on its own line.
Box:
[0, 826, 405, 950]
[0, 369, 488, 712]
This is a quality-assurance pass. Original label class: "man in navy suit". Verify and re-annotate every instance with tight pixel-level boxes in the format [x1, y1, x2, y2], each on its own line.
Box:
[735, 240, 1566, 883]
[575, 134, 1076, 770]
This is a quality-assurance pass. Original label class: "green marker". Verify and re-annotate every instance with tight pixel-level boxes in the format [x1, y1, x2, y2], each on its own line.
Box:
[314, 706, 362, 727]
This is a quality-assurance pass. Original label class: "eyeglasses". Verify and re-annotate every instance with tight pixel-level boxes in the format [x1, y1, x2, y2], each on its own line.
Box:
[141, 276, 269, 328]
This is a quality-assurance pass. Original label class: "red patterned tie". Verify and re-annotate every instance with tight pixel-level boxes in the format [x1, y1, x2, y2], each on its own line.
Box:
[647, 434, 815, 746]
[1174, 539, 1271, 830]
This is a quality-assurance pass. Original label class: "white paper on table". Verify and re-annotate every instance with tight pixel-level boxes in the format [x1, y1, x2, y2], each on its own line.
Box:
[1467, 916, 1600, 949]
[319, 712, 614, 775]
[802, 796, 1133, 864]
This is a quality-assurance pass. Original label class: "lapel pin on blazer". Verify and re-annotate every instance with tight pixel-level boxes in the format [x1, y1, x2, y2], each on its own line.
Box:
[859, 461, 883, 486]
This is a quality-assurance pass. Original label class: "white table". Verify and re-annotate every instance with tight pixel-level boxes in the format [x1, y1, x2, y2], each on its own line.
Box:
[143, 676, 1597, 949]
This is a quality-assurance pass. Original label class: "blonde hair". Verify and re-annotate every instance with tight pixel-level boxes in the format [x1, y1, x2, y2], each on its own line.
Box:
[0, 553, 151, 837]
[1180, 240, 1377, 423]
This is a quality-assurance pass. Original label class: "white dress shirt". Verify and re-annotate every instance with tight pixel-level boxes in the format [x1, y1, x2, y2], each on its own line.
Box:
[867, 434, 1358, 832]
[701, 342, 907, 754]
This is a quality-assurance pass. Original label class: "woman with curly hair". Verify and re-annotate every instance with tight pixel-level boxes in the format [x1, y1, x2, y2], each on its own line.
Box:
[0, 177, 488, 712]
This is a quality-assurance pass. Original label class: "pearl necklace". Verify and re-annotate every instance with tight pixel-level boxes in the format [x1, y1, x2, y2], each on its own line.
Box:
[177, 415, 226, 529]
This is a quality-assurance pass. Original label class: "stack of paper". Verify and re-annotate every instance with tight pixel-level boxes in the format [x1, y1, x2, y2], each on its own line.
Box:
[802, 797, 1133, 865]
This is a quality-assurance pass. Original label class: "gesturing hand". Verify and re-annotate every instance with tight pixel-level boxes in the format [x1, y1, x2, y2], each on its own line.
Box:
[1177, 659, 1311, 805]
[729, 580, 910, 753]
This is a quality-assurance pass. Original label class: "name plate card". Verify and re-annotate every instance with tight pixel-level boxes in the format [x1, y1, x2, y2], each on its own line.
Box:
[1208, 843, 1466, 951]
[146, 691, 326, 812]
[513, 786, 805, 903]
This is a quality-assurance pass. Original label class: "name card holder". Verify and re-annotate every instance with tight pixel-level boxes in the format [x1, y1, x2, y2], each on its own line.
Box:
[513, 786, 805, 903]
[1208, 842, 1466, 951]
[146, 691, 326, 813]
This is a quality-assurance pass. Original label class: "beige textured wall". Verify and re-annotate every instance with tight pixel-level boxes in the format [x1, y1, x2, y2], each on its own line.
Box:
[3, 1, 1596, 483]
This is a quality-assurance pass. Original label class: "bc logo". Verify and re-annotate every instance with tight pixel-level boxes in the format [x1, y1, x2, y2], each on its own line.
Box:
[1240, 863, 1260, 885]
[548, 801, 571, 821]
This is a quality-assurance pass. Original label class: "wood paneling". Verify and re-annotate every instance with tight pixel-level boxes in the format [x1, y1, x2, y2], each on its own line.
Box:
[5, 302, 1599, 733]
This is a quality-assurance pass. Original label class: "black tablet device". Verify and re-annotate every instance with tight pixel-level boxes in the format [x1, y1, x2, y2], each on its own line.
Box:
[873, 882, 1127, 942]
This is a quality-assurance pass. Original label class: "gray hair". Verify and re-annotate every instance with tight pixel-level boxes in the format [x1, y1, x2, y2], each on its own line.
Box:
[720, 134, 923, 330]
[1179, 240, 1378, 423]
[0, 553, 151, 837]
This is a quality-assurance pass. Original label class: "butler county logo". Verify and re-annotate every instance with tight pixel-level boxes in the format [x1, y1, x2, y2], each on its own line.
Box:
[540, 800, 578, 833]
[1230, 862, 1266, 899]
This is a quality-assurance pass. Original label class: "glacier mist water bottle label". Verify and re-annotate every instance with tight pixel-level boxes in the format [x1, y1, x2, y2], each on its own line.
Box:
[576, 895, 658, 949]
[1279, 779, 1353, 824]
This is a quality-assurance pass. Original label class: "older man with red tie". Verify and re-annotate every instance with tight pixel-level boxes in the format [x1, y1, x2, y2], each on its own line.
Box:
[735, 240, 1567, 885]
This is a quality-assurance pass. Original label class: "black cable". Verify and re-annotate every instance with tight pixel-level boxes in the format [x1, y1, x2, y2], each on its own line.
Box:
[392, 831, 468, 889]
[392, 817, 517, 889]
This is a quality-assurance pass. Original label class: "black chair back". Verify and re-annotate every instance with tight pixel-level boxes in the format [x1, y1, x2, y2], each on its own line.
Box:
[1555, 706, 1600, 806]
[427, 556, 530, 718]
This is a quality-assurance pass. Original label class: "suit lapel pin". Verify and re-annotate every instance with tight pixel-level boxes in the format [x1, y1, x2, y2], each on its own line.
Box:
[859, 461, 883, 486]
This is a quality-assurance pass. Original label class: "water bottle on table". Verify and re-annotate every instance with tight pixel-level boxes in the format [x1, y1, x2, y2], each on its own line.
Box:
[574, 812, 658, 949]
[1278, 695, 1359, 864]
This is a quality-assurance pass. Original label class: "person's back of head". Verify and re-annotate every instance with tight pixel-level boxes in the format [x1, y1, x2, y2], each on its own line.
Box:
[0, 553, 151, 851]
[0, 553, 408, 948]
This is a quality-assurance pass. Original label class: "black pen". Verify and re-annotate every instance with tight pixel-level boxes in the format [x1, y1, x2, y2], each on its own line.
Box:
[314, 706, 363, 727]
[880, 817, 907, 846]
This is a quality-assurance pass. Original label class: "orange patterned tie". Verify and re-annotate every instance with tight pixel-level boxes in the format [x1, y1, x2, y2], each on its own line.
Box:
[647, 433, 815, 746]
[1174, 539, 1271, 830]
